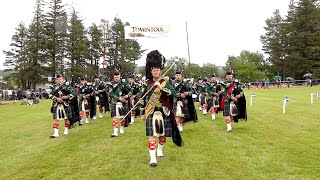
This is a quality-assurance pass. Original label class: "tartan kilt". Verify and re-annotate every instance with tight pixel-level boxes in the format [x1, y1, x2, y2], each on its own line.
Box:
[70, 103, 81, 123]
[146, 107, 172, 137]
[223, 100, 231, 116]
[130, 97, 140, 110]
[90, 95, 96, 118]
[173, 99, 190, 120]
[132, 103, 140, 111]
[130, 97, 140, 116]
[123, 102, 131, 125]
[79, 97, 91, 111]
[97, 94, 105, 107]
[207, 98, 214, 110]
[111, 101, 129, 118]
[201, 96, 206, 105]
[52, 104, 73, 120]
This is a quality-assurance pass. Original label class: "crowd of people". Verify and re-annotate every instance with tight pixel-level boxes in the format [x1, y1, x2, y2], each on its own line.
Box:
[48, 50, 247, 167]
[0, 89, 48, 101]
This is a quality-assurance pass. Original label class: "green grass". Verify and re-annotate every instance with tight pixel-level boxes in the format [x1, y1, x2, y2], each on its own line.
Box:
[0, 86, 320, 179]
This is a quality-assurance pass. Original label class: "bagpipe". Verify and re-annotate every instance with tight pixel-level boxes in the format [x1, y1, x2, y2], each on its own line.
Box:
[121, 83, 131, 102]
[130, 84, 140, 109]
[52, 84, 72, 105]
[50, 84, 73, 118]
[174, 81, 190, 117]
[81, 87, 93, 111]
[122, 61, 178, 120]
[110, 81, 130, 103]
[83, 86, 93, 98]
[177, 81, 190, 95]
[96, 82, 106, 95]
[230, 79, 247, 121]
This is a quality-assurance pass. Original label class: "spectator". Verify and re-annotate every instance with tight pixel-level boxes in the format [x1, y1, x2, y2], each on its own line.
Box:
[265, 79, 269, 88]
[12, 90, 17, 100]
[277, 79, 281, 88]
[4, 90, 8, 100]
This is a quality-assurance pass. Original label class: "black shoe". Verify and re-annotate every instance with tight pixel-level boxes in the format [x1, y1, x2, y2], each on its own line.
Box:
[150, 162, 157, 167]
[50, 135, 58, 138]
[111, 134, 117, 137]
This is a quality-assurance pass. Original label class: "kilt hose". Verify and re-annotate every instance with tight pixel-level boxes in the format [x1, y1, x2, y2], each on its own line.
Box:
[146, 107, 172, 137]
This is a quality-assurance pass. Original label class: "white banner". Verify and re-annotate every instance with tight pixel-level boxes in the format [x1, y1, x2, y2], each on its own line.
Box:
[124, 25, 170, 39]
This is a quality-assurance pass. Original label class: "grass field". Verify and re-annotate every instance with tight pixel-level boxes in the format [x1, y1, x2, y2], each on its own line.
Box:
[0, 87, 320, 179]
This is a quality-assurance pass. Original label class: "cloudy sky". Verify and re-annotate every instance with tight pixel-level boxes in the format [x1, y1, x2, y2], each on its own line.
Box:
[0, 0, 291, 69]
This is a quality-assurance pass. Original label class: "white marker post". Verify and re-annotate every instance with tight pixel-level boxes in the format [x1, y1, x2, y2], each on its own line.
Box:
[311, 93, 314, 104]
[250, 92, 255, 107]
[283, 96, 289, 114]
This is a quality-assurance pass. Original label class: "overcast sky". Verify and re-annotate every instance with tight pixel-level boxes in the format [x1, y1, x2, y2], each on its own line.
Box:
[0, 0, 291, 70]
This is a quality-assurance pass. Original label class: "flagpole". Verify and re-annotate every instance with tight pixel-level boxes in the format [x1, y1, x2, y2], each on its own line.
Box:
[186, 21, 191, 75]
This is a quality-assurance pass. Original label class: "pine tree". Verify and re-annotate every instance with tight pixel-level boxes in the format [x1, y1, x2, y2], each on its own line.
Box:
[108, 17, 125, 73]
[25, 0, 47, 89]
[44, 0, 68, 77]
[260, 9, 287, 79]
[286, 0, 320, 78]
[3, 22, 28, 89]
[88, 23, 103, 77]
[107, 17, 144, 77]
[66, 8, 90, 79]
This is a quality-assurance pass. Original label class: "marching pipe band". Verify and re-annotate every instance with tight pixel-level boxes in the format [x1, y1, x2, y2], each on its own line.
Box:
[47, 50, 247, 167]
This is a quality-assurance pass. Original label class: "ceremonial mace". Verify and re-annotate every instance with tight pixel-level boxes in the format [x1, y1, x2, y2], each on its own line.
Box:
[121, 59, 179, 120]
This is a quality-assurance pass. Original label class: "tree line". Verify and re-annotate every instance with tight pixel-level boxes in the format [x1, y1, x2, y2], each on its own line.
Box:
[3, 0, 320, 90]
[260, 0, 320, 80]
[3, 0, 143, 90]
